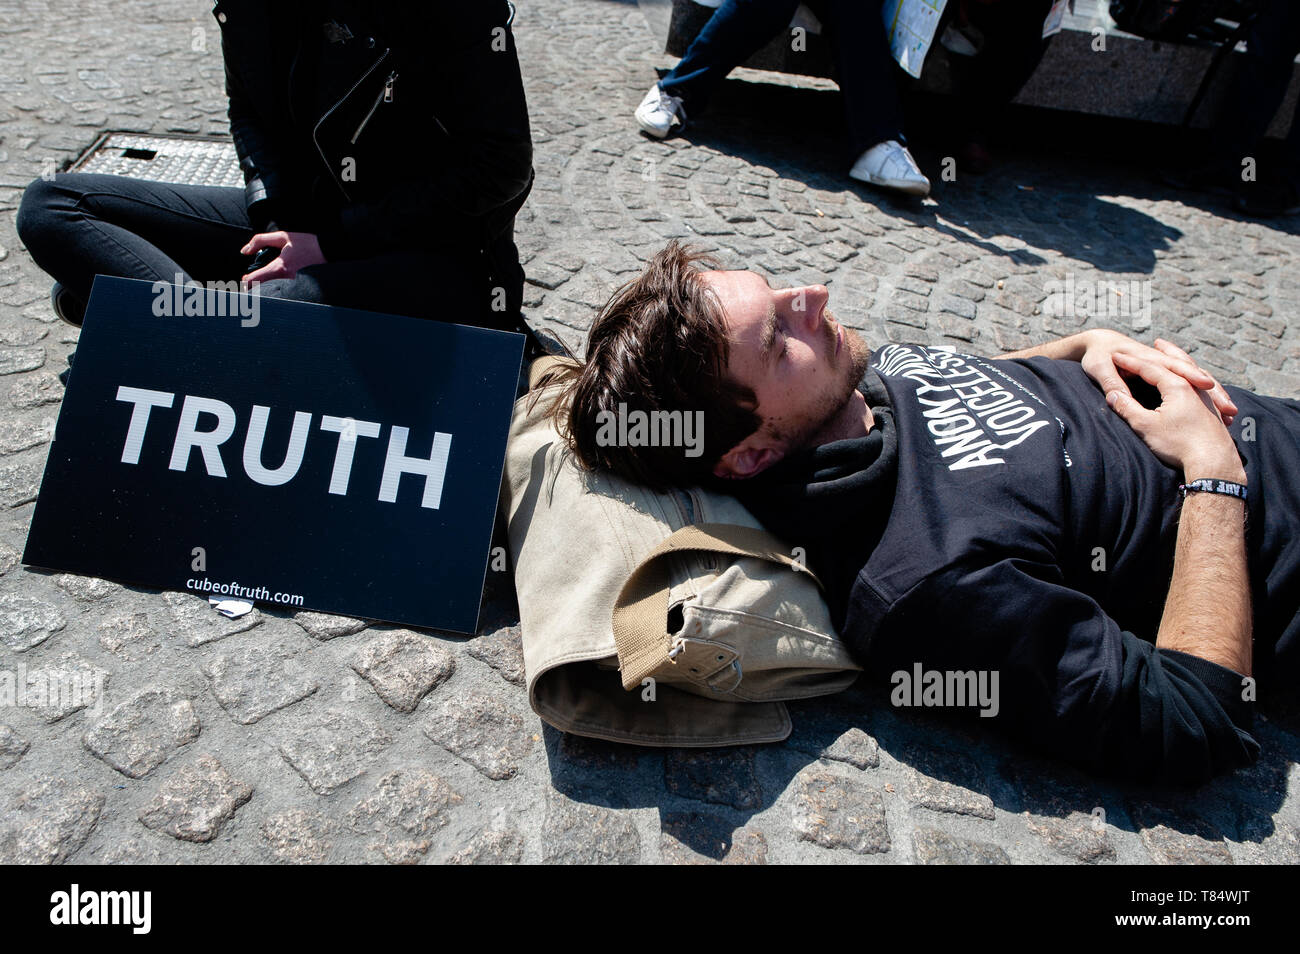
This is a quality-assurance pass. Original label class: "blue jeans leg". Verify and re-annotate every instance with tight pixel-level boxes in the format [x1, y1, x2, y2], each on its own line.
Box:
[657, 0, 803, 114]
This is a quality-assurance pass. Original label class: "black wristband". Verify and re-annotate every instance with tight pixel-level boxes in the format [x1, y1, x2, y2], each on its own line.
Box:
[1179, 478, 1247, 502]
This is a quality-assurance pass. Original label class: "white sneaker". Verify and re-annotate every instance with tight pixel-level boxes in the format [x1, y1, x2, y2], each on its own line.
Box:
[849, 141, 931, 197]
[635, 83, 687, 138]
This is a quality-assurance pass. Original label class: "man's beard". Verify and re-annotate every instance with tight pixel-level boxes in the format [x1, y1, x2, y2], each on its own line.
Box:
[780, 321, 873, 452]
[841, 323, 872, 397]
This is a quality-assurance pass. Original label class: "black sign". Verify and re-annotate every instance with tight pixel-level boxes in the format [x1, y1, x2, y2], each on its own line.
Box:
[23, 276, 524, 634]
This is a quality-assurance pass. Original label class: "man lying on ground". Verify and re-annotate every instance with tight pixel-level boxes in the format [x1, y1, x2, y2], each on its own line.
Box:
[547, 241, 1300, 785]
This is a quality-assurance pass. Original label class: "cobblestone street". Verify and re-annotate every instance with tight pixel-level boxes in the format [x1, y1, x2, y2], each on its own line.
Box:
[0, 0, 1298, 864]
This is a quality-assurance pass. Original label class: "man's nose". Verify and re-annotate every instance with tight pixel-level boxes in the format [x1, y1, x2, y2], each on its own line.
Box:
[794, 284, 829, 332]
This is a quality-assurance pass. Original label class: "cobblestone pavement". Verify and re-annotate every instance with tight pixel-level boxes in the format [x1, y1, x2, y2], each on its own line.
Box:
[1, 0, 1298, 864]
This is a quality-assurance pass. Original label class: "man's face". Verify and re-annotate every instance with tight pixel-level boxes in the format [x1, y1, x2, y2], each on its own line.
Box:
[699, 269, 871, 478]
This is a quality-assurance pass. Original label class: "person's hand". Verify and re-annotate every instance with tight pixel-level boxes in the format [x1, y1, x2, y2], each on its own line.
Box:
[1080, 329, 1236, 427]
[240, 231, 326, 285]
[1105, 353, 1246, 483]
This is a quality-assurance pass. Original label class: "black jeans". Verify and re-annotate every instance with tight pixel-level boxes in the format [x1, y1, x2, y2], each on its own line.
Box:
[658, 0, 905, 158]
[15, 173, 514, 325]
[941, 0, 1056, 143]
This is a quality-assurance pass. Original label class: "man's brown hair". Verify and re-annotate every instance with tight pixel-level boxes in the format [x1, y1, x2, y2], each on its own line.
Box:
[543, 241, 761, 489]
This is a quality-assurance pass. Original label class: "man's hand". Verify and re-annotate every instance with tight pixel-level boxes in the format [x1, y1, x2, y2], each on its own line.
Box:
[240, 231, 326, 286]
[1107, 353, 1252, 676]
[1081, 330, 1236, 428]
[1104, 352, 1246, 484]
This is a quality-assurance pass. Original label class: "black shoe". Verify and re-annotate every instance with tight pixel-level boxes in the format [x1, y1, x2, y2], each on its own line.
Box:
[50, 283, 85, 327]
[1236, 180, 1300, 218]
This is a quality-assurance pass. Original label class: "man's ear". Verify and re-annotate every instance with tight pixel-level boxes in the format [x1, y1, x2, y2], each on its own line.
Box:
[712, 435, 782, 480]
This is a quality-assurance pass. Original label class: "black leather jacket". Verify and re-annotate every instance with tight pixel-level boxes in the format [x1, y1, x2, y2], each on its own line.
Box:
[212, 0, 534, 265]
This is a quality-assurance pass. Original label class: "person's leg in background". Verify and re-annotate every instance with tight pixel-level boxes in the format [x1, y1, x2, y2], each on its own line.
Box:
[1212, 0, 1300, 215]
[1278, 96, 1300, 215]
[15, 173, 251, 326]
[946, 0, 1055, 174]
[637, 0, 802, 137]
[804, 0, 929, 194]
[1165, 0, 1300, 214]
[806, 0, 903, 159]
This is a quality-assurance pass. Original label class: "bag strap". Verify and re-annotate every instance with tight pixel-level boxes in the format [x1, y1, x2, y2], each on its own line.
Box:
[612, 522, 823, 691]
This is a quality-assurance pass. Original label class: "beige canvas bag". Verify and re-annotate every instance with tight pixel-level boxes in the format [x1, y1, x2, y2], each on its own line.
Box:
[500, 356, 861, 746]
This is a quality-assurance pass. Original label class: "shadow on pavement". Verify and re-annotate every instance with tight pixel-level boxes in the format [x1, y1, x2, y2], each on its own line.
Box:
[538, 668, 1296, 861]
[654, 73, 1299, 275]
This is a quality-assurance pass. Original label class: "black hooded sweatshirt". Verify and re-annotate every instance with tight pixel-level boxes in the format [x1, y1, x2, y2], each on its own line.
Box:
[732, 344, 1300, 786]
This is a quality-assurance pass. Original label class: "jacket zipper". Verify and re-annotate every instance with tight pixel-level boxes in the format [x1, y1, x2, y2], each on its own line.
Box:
[672, 489, 695, 525]
[681, 488, 718, 571]
[350, 70, 397, 144]
[313, 49, 392, 201]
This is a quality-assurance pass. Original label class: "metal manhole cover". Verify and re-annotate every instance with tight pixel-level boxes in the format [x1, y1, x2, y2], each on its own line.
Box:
[71, 132, 242, 188]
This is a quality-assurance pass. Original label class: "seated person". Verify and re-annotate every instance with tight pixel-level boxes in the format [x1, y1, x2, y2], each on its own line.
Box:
[16, 1, 537, 346]
[637, 0, 930, 196]
[546, 240, 1300, 785]
[1166, 0, 1300, 217]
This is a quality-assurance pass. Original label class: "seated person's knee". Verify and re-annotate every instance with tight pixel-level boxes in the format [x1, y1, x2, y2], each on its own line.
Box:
[15, 176, 64, 250]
